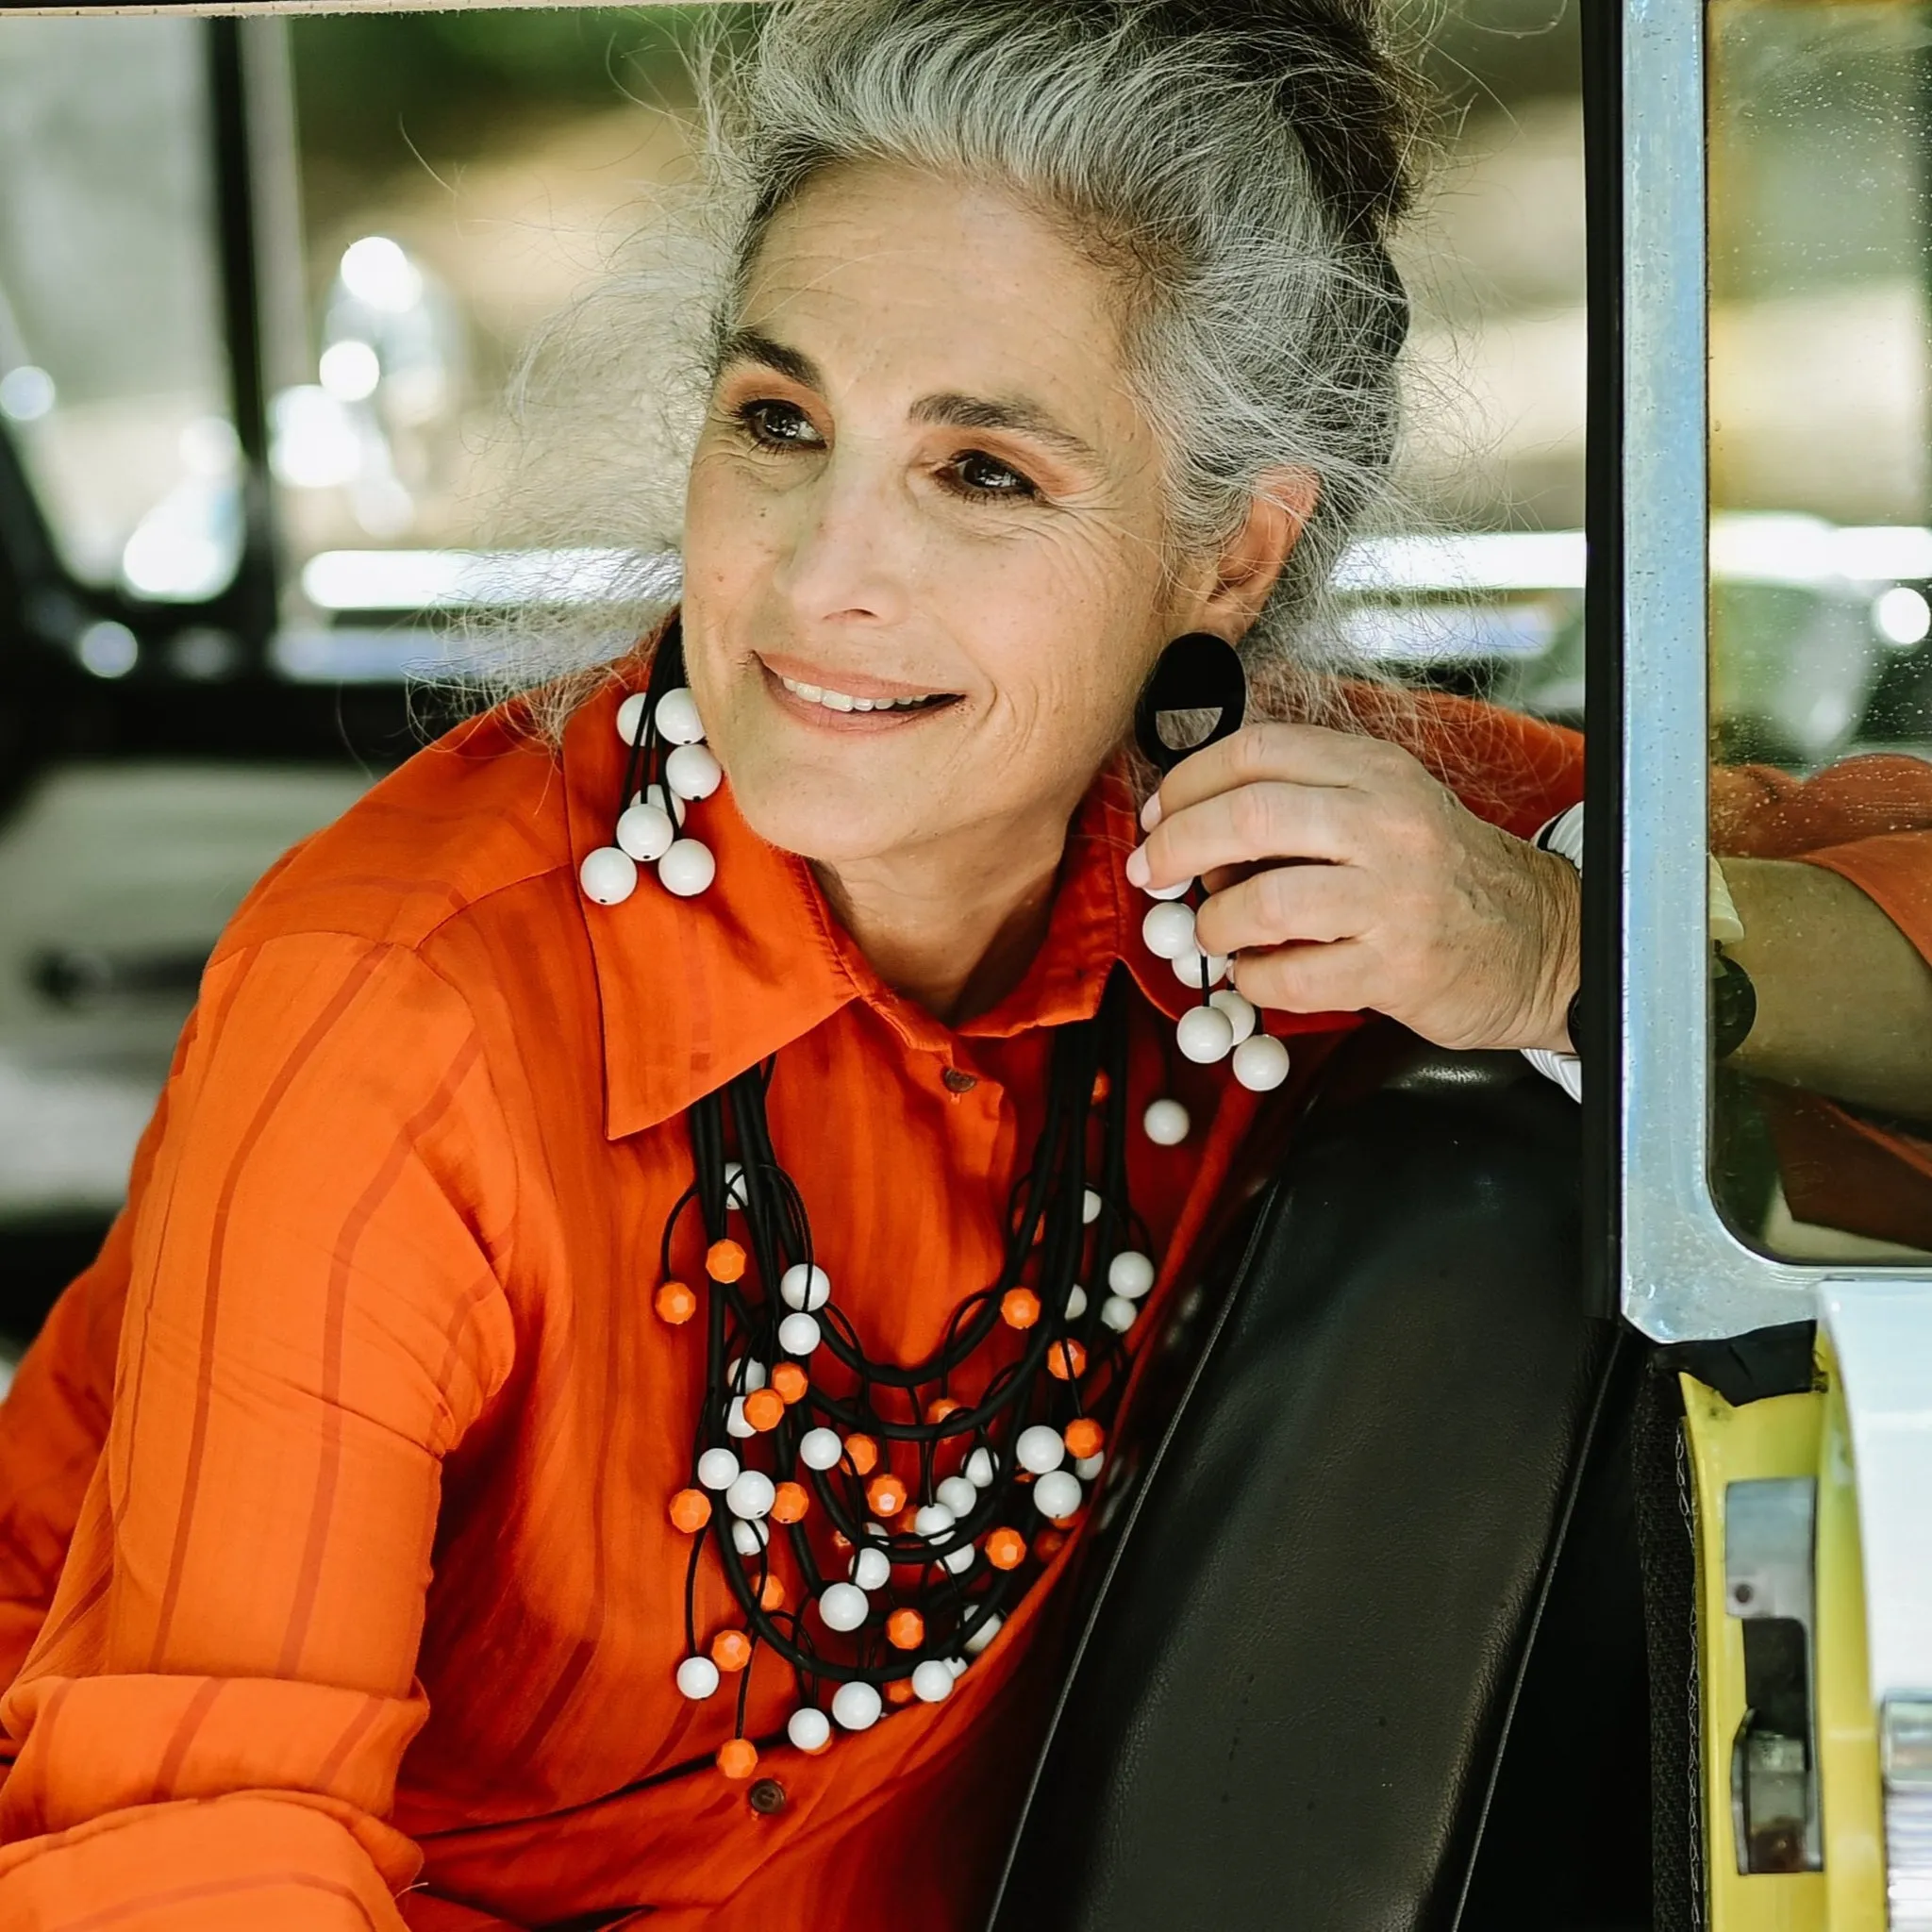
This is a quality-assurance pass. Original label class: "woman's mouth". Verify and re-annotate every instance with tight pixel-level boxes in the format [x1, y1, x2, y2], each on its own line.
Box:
[759, 656, 960, 726]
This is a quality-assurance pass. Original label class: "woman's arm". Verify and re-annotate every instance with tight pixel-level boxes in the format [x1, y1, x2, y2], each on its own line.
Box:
[0, 933, 516, 1930]
[1721, 855, 1932, 1118]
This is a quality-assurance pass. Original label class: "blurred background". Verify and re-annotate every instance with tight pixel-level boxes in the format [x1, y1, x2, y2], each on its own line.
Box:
[0, 0, 1925, 1358]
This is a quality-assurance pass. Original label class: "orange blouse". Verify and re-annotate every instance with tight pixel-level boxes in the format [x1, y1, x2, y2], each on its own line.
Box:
[0, 680, 1574, 1930]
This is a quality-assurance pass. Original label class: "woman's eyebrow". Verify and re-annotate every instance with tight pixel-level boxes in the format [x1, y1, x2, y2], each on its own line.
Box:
[912, 391, 1101, 465]
[717, 327, 823, 389]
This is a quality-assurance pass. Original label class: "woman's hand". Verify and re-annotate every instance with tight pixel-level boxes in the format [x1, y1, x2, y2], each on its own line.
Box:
[1126, 723, 1580, 1053]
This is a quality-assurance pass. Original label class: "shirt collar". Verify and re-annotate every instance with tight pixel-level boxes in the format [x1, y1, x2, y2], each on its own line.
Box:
[564, 672, 1317, 1141]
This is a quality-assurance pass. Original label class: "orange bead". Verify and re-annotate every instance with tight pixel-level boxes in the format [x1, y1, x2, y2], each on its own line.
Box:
[1063, 1418, 1105, 1460]
[1001, 1288, 1041, 1330]
[985, 1526, 1027, 1571]
[655, 1280, 698, 1324]
[759, 1574, 787, 1612]
[843, 1434, 879, 1477]
[771, 1480, 810, 1524]
[886, 1678, 917, 1707]
[669, 1487, 712, 1533]
[744, 1388, 785, 1433]
[717, 1737, 758, 1780]
[1091, 1070, 1111, 1102]
[867, 1473, 908, 1518]
[771, 1362, 808, 1405]
[1034, 1527, 1068, 1561]
[710, 1628, 753, 1673]
[924, 1395, 963, 1425]
[706, 1239, 747, 1283]
[887, 1607, 925, 1650]
[1046, 1339, 1088, 1381]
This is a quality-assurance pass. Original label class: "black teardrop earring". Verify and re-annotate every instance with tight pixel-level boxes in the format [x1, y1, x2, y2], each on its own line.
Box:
[1132, 631, 1247, 775]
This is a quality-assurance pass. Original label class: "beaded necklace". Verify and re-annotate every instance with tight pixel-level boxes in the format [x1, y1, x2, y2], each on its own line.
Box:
[576, 625, 1279, 1781]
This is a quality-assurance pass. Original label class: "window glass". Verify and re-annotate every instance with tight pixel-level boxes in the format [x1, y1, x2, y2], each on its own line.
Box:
[0, 17, 236, 598]
[1706, 0, 1932, 1261]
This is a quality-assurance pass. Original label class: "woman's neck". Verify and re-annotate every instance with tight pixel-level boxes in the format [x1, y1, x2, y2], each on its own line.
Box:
[810, 817, 1069, 1027]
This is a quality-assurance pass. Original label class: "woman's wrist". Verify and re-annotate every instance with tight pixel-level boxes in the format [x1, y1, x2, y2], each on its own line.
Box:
[1519, 839, 1583, 1054]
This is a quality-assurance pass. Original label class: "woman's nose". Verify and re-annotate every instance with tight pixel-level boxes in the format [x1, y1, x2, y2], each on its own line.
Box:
[766, 444, 912, 626]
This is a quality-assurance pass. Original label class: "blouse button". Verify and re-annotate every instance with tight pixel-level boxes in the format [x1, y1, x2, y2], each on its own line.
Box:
[748, 1776, 788, 1816]
[941, 1067, 978, 1094]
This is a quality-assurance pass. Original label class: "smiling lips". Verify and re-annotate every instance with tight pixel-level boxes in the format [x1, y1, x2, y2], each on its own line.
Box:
[761, 656, 958, 723]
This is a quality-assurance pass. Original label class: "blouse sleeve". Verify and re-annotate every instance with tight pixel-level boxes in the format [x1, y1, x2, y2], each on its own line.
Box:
[0, 932, 518, 1928]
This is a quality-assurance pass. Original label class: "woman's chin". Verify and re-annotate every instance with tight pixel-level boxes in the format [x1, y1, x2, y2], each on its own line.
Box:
[727, 767, 941, 871]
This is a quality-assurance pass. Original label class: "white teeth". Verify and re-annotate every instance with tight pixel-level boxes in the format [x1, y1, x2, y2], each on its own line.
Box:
[778, 673, 936, 715]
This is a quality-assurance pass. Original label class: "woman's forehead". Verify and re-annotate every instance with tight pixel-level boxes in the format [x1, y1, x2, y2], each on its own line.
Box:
[733, 165, 1141, 439]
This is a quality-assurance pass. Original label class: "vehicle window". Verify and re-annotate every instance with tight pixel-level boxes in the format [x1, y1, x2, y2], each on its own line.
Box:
[1706, 0, 1932, 1260]
[0, 16, 235, 598]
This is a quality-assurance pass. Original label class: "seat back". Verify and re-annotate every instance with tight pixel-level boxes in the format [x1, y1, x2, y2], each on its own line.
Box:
[988, 1056, 1624, 1932]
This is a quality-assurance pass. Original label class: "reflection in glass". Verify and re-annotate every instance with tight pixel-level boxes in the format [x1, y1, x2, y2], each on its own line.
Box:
[1707, 0, 1932, 1260]
[0, 17, 236, 595]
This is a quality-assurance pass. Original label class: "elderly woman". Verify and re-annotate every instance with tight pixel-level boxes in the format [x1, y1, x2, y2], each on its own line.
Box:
[4, 1, 1932, 1928]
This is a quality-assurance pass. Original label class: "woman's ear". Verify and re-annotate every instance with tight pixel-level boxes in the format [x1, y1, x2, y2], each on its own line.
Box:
[1197, 469, 1320, 634]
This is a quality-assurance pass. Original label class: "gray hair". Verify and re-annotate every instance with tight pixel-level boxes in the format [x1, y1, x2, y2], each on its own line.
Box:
[475, 0, 1429, 738]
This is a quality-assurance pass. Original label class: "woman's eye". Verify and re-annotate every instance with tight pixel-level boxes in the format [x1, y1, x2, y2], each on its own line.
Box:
[737, 399, 823, 449]
[949, 451, 1038, 500]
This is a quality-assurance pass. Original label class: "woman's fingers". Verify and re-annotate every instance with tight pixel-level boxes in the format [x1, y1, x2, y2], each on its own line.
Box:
[1137, 780, 1368, 889]
[1226, 939, 1377, 1017]
[1144, 722, 1405, 826]
[1193, 860, 1367, 957]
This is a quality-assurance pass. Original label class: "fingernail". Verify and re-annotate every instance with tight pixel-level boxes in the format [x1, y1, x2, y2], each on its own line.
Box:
[1140, 792, 1163, 831]
[1124, 843, 1151, 890]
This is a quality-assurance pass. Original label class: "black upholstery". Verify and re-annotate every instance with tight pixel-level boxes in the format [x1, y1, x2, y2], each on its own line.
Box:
[989, 1053, 1639, 1932]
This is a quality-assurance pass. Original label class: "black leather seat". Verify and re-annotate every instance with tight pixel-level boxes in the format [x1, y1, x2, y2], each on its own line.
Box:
[988, 1049, 1648, 1932]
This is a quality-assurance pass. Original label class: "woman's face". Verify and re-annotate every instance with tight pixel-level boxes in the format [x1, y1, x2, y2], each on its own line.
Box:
[680, 164, 1226, 874]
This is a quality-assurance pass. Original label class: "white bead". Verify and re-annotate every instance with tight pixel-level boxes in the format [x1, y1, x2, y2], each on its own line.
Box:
[723, 1161, 749, 1211]
[732, 1517, 769, 1556]
[1074, 1452, 1106, 1480]
[963, 1613, 1003, 1656]
[614, 800, 675, 863]
[726, 1356, 765, 1392]
[964, 1447, 998, 1489]
[942, 1542, 976, 1574]
[641, 781, 687, 829]
[1108, 1250, 1157, 1300]
[831, 1680, 883, 1732]
[912, 1658, 956, 1704]
[779, 1263, 831, 1311]
[725, 1397, 754, 1440]
[1176, 1003, 1236, 1065]
[778, 1311, 822, 1357]
[664, 741, 722, 802]
[937, 1475, 978, 1516]
[1081, 1187, 1102, 1225]
[1210, 987, 1257, 1044]
[914, 1503, 956, 1540]
[656, 687, 706, 745]
[726, 1470, 775, 1520]
[697, 1447, 740, 1491]
[1141, 899, 1196, 960]
[799, 1426, 842, 1471]
[676, 1655, 721, 1700]
[1064, 1284, 1088, 1320]
[616, 691, 650, 745]
[1232, 1032, 1291, 1092]
[578, 846, 638, 906]
[1171, 947, 1230, 990]
[658, 838, 715, 899]
[818, 1582, 869, 1633]
[851, 1545, 891, 1591]
[788, 1706, 832, 1753]
[1100, 1294, 1140, 1333]
[1034, 1469, 1083, 1520]
[1016, 1424, 1065, 1475]
[1144, 873, 1193, 901]
[1142, 1097, 1191, 1146]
